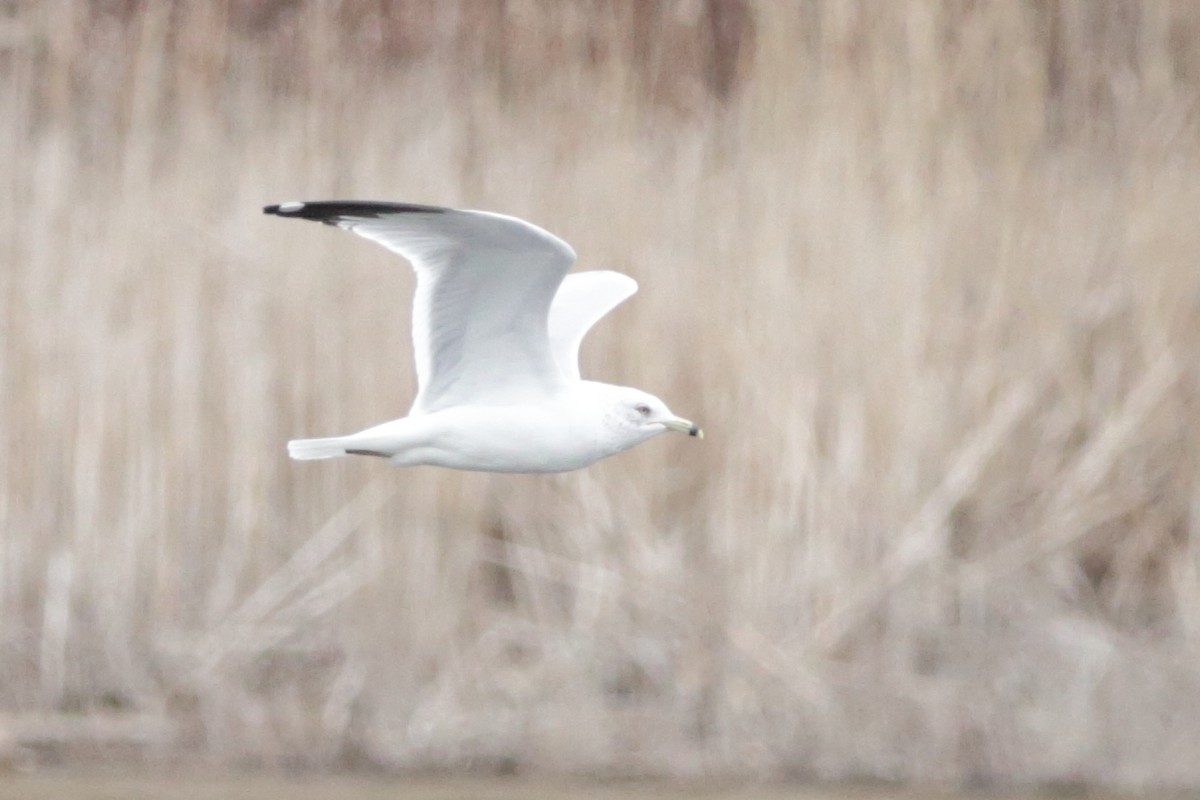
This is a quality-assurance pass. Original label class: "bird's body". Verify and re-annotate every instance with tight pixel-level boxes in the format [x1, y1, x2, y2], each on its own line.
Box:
[265, 201, 701, 474]
[290, 382, 651, 473]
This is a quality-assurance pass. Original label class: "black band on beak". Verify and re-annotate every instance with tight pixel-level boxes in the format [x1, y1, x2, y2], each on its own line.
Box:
[688, 424, 701, 437]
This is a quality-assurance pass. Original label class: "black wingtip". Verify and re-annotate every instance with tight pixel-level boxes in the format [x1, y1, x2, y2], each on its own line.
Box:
[263, 200, 448, 224]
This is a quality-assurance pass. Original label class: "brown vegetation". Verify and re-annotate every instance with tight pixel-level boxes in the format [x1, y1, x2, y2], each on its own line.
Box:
[3, 0, 1200, 789]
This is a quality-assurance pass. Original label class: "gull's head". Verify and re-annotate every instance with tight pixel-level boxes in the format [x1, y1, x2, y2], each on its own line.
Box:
[599, 385, 703, 451]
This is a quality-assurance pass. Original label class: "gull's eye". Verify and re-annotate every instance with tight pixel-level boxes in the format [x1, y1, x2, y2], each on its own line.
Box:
[635, 404, 652, 417]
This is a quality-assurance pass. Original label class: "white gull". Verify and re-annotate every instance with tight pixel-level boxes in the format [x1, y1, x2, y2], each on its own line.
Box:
[265, 201, 702, 473]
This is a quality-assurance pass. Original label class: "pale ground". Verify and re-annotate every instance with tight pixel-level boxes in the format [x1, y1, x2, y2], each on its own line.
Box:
[0, 773, 1151, 800]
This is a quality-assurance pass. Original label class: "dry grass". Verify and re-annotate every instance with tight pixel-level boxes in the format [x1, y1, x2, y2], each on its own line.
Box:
[2, 0, 1200, 789]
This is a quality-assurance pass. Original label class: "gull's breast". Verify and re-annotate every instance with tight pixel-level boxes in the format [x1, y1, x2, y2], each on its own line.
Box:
[415, 403, 603, 474]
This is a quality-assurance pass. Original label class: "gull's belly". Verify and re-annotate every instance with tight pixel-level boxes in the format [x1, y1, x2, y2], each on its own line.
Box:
[414, 405, 602, 473]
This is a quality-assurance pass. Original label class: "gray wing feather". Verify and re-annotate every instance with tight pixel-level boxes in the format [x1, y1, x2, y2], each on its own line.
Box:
[266, 201, 577, 412]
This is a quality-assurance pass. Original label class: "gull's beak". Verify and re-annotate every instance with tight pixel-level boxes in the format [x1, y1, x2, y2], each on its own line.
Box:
[663, 418, 704, 439]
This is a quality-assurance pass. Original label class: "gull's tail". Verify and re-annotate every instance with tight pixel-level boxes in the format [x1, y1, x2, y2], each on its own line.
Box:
[288, 435, 393, 460]
[287, 436, 353, 461]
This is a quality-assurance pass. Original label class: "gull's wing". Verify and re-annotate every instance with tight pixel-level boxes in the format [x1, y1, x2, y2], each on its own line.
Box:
[265, 201, 576, 414]
[547, 271, 638, 380]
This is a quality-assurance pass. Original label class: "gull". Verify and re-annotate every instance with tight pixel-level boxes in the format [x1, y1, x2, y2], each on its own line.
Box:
[265, 201, 702, 473]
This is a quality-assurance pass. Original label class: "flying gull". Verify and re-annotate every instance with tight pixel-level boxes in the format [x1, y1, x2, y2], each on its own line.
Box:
[265, 201, 702, 473]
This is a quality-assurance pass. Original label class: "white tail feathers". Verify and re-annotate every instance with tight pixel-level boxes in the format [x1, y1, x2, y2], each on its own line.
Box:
[287, 437, 350, 461]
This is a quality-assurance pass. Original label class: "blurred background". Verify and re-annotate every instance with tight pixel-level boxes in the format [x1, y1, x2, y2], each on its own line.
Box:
[3, 0, 1200, 794]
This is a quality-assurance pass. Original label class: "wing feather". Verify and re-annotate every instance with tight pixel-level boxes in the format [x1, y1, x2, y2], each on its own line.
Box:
[547, 271, 638, 380]
[265, 201, 577, 413]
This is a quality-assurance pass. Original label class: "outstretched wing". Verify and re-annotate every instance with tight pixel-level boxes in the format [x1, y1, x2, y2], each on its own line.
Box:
[265, 201, 576, 414]
[547, 271, 638, 380]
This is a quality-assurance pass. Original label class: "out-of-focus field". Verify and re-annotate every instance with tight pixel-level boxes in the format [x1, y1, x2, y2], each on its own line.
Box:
[3, 0, 1200, 791]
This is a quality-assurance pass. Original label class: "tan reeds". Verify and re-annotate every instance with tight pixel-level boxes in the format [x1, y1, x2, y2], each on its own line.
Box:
[1, 0, 1199, 788]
